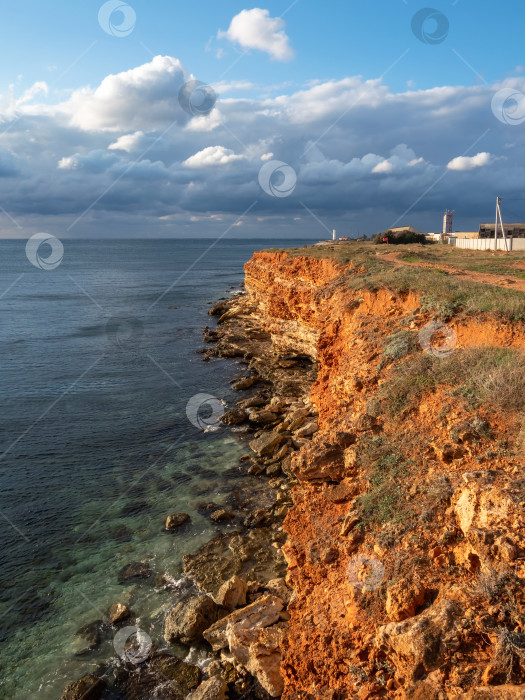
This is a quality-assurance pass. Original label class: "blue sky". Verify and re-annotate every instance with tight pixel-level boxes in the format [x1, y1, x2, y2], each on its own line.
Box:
[3, 1, 524, 93]
[1, 0, 525, 237]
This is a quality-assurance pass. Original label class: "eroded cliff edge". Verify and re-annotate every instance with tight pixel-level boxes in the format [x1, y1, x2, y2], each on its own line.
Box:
[226, 250, 525, 699]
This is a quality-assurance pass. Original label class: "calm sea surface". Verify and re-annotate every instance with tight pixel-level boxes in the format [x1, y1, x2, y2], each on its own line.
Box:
[0, 238, 313, 699]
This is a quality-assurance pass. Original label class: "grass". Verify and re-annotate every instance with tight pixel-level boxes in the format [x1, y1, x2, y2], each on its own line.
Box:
[359, 452, 412, 525]
[381, 347, 525, 417]
[382, 330, 419, 363]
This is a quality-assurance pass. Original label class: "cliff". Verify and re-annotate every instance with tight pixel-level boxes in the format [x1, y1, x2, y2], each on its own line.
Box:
[241, 250, 525, 699]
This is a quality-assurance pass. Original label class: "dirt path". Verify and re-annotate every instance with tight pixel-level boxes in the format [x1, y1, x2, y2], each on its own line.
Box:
[380, 252, 525, 294]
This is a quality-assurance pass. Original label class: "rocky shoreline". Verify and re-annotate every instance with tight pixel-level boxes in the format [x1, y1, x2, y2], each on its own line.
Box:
[60, 287, 315, 700]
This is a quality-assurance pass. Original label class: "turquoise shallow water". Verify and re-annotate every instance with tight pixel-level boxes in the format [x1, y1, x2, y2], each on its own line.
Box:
[0, 238, 313, 699]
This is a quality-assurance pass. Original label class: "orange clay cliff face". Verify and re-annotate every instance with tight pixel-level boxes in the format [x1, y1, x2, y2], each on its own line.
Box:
[243, 251, 525, 699]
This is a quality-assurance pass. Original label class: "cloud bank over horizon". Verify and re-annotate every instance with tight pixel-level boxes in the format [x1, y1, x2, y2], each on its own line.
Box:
[1, 53, 525, 238]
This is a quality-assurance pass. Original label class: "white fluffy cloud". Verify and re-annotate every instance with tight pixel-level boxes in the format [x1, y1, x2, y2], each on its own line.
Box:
[57, 156, 79, 170]
[183, 146, 245, 168]
[108, 131, 146, 152]
[447, 152, 493, 171]
[372, 160, 393, 174]
[218, 8, 294, 61]
[1, 55, 525, 238]
[65, 56, 188, 132]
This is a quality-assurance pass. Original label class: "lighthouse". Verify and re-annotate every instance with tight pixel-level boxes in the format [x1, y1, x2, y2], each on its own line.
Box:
[332, 229, 336, 241]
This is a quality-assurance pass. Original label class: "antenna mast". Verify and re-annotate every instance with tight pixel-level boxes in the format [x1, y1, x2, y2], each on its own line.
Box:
[495, 197, 509, 252]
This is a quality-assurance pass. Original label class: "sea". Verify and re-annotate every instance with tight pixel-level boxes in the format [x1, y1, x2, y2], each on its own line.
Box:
[0, 238, 314, 699]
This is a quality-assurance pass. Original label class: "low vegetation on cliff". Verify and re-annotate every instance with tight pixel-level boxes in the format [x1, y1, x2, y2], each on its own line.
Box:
[239, 246, 525, 698]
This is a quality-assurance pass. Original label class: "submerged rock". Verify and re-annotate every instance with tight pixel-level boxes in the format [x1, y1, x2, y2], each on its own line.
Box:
[210, 509, 235, 523]
[164, 594, 218, 646]
[118, 561, 153, 584]
[73, 621, 103, 655]
[117, 654, 201, 699]
[60, 674, 105, 700]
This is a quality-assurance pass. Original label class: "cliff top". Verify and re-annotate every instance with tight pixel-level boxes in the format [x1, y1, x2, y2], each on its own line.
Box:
[263, 242, 525, 322]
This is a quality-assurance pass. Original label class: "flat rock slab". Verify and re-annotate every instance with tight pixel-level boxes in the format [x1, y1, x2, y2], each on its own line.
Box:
[203, 594, 283, 651]
[249, 432, 284, 457]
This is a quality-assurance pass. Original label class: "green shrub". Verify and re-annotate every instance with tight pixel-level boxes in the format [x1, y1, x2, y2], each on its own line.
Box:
[372, 229, 428, 245]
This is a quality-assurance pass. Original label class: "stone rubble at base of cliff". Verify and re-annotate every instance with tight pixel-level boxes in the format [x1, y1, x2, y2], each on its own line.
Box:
[209, 251, 525, 700]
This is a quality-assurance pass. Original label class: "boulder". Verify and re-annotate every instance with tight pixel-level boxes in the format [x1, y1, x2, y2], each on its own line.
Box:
[326, 480, 358, 504]
[213, 575, 248, 611]
[229, 623, 286, 697]
[248, 410, 278, 425]
[187, 677, 228, 700]
[291, 442, 345, 482]
[164, 595, 218, 646]
[210, 509, 235, 523]
[60, 675, 105, 700]
[294, 421, 318, 438]
[385, 580, 426, 622]
[165, 513, 190, 530]
[203, 594, 283, 651]
[237, 394, 267, 409]
[249, 432, 284, 458]
[209, 301, 229, 316]
[106, 603, 131, 625]
[220, 409, 248, 426]
[264, 578, 292, 606]
[183, 528, 287, 597]
[454, 483, 516, 536]
[377, 598, 463, 682]
[232, 376, 258, 391]
[354, 413, 375, 431]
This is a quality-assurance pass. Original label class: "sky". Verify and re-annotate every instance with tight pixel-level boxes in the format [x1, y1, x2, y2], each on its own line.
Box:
[1, 0, 525, 238]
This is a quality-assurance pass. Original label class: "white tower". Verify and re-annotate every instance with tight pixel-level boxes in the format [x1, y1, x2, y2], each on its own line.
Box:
[443, 210, 454, 235]
[332, 229, 336, 241]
